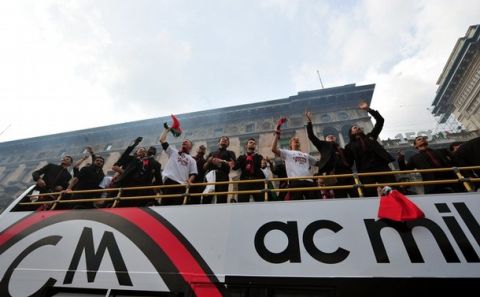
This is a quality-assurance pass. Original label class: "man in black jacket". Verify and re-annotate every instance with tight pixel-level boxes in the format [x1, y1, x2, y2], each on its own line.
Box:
[454, 136, 480, 173]
[65, 156, 105, 207]
[189, 145, 207, 204]
[233, 138, 265, 202]
[305, 111, 356, 198]
[344, 101, 395, 197]
[32, 155, 73, 194]
[203, 136, 236, 204]
[453, 136, 480, 190]
[73, 146, 97, 177]
[271, 158, 289, 201]
[145, 146, 162, 196]
[112, 137, 143, 173]
[398, 136, 461, 194]
[111, 137, 159, 206]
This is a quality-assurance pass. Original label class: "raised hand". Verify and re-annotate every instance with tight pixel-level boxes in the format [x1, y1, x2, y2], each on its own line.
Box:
[305, 111, 313, 122]
[134, 136, 143, 145]
[359, 100, 369, 110]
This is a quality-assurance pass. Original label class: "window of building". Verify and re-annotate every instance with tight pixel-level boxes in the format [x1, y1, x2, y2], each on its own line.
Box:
[246, 123, 255, 133]
[207, 139, 219, 154]
[337, 112, 349, 120]
[213, 127, 224, 137]
[321, 114, 332, 122]
[289, 117, 302, 127]
[279, 138, 290, 149]
[262, 121, 272, 130]
[104, 144, 112, 151]
[278, 132, 295, 149]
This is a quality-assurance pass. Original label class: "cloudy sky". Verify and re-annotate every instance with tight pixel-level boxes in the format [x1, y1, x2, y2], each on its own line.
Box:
[0, 0, 478, 142]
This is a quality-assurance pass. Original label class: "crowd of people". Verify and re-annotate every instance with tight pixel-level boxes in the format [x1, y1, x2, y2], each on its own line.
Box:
[29, 101, 480, 208]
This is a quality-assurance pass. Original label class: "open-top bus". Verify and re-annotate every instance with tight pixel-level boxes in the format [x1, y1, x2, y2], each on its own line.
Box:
[1, 167, 479, 297]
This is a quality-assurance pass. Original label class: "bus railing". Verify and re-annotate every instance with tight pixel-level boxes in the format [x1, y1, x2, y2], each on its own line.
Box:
[17, 165, 480, 209]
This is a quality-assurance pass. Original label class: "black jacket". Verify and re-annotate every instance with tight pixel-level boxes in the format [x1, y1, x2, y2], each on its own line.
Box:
[194, 155, 207, 182]
[454, 136, 480, 167]
[114, 144, 136, 167]
[345, 108, 394, 172]
[148, 156, 163, 186]
[234, 153, 265, 179]
[206, 148, 236, 176]
[115, 157, 161, 187]
[398, 148, 456, 193]
[306, 122, 351, 174]
[306, 121, 335, 173]
[74, 165, 105, 191]
[32, 164, 72, 193]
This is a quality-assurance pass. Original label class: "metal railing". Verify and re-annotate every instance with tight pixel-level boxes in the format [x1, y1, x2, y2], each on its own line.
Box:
[16, 165, 480, 210]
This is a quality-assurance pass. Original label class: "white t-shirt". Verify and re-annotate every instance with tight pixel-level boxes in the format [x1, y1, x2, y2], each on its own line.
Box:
[162, 145, 198, 184]
[279, 149, 317, 180]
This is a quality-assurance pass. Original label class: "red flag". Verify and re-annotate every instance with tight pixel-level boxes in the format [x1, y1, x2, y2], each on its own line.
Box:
[378, 189, 425, 222]
[275, 117, 287, 138]
[163, 114, 182, 137]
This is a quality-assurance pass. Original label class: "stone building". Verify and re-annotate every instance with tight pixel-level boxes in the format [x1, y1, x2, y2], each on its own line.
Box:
[432, 24, 480, 131]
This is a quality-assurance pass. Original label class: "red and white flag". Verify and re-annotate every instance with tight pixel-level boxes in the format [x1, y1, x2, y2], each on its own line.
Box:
[275, 117, 287, 138]
[164, 114, 182, 137]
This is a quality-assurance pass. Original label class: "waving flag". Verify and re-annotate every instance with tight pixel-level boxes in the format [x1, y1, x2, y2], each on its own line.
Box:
[275, 117, 287, 138]
[164, 114, 182, 137]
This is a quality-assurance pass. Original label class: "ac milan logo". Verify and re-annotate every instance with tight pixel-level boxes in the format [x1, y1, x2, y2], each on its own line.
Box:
[0, 208, 225, 297]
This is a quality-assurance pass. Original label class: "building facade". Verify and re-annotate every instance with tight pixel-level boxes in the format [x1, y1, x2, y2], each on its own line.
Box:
[432, 24, 480, 130]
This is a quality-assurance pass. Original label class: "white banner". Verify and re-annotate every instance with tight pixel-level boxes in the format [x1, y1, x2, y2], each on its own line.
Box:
[1, 192, 479, 295]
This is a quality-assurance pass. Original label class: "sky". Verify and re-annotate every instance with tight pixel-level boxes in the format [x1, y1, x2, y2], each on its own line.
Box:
[0, 0, 478, 142]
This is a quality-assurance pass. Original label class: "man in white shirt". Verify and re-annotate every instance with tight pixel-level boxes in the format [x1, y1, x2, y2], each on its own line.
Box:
[272, 124, 318, 200]
[159, 127, 198, 205]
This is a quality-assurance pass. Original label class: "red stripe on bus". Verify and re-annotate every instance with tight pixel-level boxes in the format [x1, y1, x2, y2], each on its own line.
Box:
[102, 208, 222, 297]
[0, 211, 63, 247]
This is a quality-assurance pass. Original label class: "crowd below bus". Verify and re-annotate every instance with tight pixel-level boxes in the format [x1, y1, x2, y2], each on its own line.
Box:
[28, 101, 480, 208]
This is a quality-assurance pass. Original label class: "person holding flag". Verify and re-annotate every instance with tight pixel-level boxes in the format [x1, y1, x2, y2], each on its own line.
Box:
[271, 117, 319, 200]
[159, 116, 197, 205]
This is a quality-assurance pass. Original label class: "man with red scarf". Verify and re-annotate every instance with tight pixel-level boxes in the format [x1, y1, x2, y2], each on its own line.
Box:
[398, 136, 460, 194]
[233, 138, 265, 202]
[204, 136, 236, 204]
